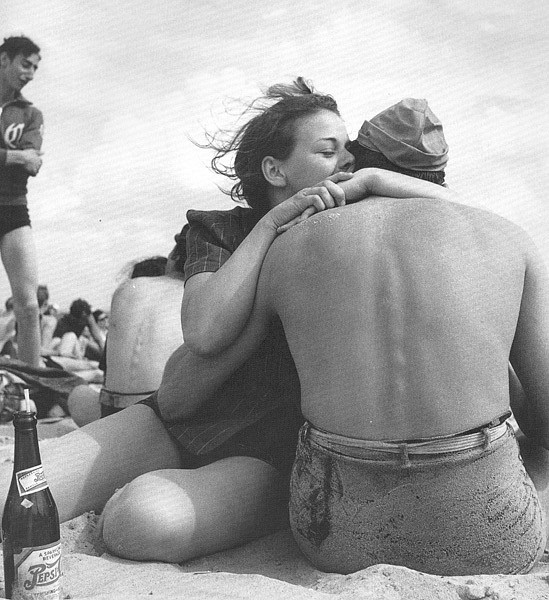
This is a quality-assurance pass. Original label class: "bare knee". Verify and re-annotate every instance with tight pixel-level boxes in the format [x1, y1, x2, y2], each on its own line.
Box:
[68, 385, 101, 426]
[101, 472, 197, 563]
[100, 458, 288, 563]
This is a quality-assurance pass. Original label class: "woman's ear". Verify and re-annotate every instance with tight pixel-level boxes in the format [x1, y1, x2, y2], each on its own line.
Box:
[262, 156, 287, 188]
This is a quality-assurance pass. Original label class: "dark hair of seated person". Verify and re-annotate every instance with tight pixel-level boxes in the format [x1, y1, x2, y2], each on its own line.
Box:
[69, 298, 92, 319]
[130, 257, 167, 279]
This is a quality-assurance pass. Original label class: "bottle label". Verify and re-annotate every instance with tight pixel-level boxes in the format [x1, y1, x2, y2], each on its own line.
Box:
[12, 540, 61, 599]
[15, 465, 48, 497]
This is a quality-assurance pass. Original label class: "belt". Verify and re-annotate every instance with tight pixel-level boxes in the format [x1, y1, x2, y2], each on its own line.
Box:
[308, 417, 510, 458]
[99, 388, 156, 409]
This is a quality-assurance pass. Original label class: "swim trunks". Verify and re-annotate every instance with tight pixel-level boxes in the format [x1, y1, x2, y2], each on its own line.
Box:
[289, 420, 546, 576]
[0, 205, 31, 239]
[140, 392, 299, 479]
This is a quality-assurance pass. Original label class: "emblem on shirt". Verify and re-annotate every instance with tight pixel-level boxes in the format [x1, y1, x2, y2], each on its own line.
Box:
[3, 123, 25, 148]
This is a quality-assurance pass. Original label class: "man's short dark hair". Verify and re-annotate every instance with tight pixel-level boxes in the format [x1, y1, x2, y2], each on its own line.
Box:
[349, 140, 446, 186]
[0, 36, 40, 60]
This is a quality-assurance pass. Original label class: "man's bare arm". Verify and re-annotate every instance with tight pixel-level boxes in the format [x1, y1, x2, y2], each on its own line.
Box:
[510, 240, 549, 450]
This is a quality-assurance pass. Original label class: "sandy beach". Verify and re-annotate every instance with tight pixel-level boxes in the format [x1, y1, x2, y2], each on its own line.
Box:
[0, 418, 549, 600]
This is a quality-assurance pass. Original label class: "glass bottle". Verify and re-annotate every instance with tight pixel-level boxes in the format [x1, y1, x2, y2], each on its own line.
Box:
[2, 394, 61, 599]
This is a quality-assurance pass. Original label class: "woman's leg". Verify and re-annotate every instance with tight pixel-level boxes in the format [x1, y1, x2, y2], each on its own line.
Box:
[0, 404, 182, 522]
[100, 456, 288, 563]
[0, 226, 40, 367]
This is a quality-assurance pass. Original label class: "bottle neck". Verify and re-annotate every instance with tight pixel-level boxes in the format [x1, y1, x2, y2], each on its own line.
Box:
[12, 412, 42, 471]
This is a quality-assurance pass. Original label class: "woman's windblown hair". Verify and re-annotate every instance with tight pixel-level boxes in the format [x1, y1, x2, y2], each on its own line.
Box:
[203, 77, 339, 212]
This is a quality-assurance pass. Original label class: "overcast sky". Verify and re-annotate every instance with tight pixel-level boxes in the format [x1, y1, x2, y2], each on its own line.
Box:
[2, 0, 548, 311]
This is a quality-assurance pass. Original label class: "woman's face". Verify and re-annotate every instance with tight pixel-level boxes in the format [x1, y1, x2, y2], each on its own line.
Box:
[277, 109, 354, 197]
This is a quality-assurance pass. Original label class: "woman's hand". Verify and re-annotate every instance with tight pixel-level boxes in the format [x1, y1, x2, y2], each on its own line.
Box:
[264, 172, 353, 234]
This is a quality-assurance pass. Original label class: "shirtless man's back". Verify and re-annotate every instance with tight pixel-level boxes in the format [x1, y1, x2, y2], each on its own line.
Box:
[106, 274, 184, 397]
[255, 197, 549, 575]
[68, 271, 184, 425]
[266, 198, 537, 440]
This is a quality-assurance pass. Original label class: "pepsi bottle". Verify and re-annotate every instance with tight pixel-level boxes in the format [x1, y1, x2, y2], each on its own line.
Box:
[2, 394, 61, 599]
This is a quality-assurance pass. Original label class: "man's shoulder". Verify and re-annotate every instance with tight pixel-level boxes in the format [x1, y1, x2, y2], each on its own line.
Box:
[22, 104, 43, 128]
[344, 196, 527, 230]
[3, 96, 42, 116]
[26, 104, 43, 120]
[274, 197, 533, 256]
[443, 199, 532, 240]
[114, 274, 182, 298]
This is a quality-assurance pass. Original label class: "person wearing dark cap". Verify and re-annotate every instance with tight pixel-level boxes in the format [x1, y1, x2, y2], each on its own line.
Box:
[277, 97, 449, 233]
[158, 120, 548, 574]
[349, 97, 448, 182]
[144, 100, 549, 574]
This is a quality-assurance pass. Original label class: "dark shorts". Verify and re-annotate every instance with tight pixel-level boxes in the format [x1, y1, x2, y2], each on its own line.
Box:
[289, 421, 546, 576]
[138, 393, 301, 480]
[100, 388, 157, 417]
[0, 205, 31, 239]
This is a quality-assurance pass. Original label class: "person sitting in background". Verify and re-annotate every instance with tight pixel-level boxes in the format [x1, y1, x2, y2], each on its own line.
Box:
[50, 299, 101, 358]
[44, 302, 59, 319]
[83, 309, 109, 362]
[67, 256, 185, 426]
[37, 284, 57, 357]
[2, 285, 57, 361]
[0, 297, 16, 356]
[93, 309, 109, 343]
[48, 298, 104, 383]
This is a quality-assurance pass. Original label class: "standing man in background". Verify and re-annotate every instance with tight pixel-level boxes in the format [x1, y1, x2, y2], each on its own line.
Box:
[0, 35, 44, 367]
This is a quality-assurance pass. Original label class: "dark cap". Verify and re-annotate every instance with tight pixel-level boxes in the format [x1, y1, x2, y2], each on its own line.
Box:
[356, 98, 448, 171]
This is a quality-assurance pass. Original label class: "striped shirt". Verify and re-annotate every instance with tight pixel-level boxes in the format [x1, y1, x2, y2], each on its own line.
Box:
[166, 206, 302, 456]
